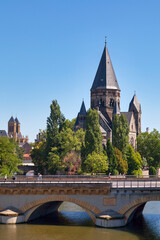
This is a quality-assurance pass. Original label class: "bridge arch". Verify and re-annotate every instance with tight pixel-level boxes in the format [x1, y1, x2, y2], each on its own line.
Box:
[119, 195, 160, 224]
[20, 196, 101, 223]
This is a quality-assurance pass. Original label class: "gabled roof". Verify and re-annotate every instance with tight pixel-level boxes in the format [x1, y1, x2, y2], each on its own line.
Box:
[113, 101, 120, 115]
[129, 94, 141, 112]
[8, 116, 15, 123]
[98, 111, 112, 131]
[91, 44, 120, 90]
[0, 130, 8, 137]
[121, 112, 133, 125]
[15, 117, 20, 124]
[79, 100, 87, 115]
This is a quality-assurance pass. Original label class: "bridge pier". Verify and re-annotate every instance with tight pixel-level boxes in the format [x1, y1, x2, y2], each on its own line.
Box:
[95, 210, 125, 228]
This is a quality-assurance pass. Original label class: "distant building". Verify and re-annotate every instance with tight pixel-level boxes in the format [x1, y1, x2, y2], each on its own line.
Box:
[19, 142, 33, 163]
[75, 43, 142, 148]
[8, 116, 28, 143]
[0, 130, 8, 137]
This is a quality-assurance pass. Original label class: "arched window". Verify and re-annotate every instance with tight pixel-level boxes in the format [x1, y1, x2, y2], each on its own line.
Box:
[110, 98, 114, 107]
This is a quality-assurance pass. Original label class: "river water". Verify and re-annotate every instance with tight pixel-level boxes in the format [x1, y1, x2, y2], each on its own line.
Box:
[0, 201, 160, 240]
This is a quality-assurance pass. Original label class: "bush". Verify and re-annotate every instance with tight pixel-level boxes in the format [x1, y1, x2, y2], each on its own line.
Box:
[149, 166, 157, 176]
[112, 169, 119, 175]
[132, 169, 143, 176]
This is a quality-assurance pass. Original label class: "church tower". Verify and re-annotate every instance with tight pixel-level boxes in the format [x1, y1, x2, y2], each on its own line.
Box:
[91, 43, 120, 122]
[129, 94, 141, 136]
[15, 117, 20, 134]
[8, 116, 17, 140]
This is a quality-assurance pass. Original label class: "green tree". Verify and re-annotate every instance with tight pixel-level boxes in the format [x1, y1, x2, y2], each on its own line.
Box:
[149, 166, 157, 176]
[83, 152, 108, 174]
[31, 132, 46, 174]
[126, 145, 142, 175]
[112, 114, 129, 157]
[85, 108, 102, 157]
[59, 128, 85, 159]
[46, 100, 65, 156]
[47, 147, 64, 174]
[114, 147, 128, 174]
[63, 118, 76, 131]
[137, 129, 160, 168]
[106, 139, 117, 174]
[0, 137, 22, 176]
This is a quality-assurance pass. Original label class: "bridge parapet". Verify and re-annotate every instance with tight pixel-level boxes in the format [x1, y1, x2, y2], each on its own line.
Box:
[0, 182, 111, 195]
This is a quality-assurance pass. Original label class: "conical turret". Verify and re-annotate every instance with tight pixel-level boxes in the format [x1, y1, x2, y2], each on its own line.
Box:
[91, 44, 120, 90]
[74, 100, 87, 131]
[91, 43, 120, 121]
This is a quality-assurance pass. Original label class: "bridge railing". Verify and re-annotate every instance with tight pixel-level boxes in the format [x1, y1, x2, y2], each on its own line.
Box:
[0, 174, 159, 179]
[0, 175, 160, 186]
[111, 179, 160, 188]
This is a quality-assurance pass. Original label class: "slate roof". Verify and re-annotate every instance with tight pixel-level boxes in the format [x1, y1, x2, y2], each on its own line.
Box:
[91, 44, 120, 90]
[74, 101, 87, 128]
[121, 112, 133, 125]
[79, 100, 87, 115]
[98, 111, 112, 131]
[15, 117, 20, 124]
[74, 113, 80, 127]
[0, 130, 8, 137]
[113, 101, 120, 115]
[8, 116, 15, 123]
[129, 94, 141, 112]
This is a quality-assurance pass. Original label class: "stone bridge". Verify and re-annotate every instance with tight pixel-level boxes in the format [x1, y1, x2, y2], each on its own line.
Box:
[0, 177, 160, 227]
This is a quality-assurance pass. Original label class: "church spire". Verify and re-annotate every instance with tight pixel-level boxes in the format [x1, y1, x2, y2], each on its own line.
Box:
[79, 100, 86, 115]
[91, 44, 120, 90]
[74, 100, 87, 131]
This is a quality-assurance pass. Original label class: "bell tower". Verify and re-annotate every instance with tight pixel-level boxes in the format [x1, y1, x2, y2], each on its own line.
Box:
[91, 43, 120, 121]
[8, 116, 17, 140]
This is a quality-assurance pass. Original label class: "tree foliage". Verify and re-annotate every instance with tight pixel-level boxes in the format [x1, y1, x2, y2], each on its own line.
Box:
[31, 131, 47, 174]
[112, 114, 129, 157]
[149, 166, 157, 176]
[83, 152, 108, 174]
[126, 145, 142, 175]
[0, 137, 23, 176]
[85, 108, 102, 156]
[46, 100, 65, 156]
[106, 139, 117, 174]
[137, 129, 160, 168]
[114, 147, 128, 174]
[31, 100, 85, 174]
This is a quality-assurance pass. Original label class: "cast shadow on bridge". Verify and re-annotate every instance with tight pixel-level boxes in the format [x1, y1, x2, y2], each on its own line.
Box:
[119, 195, 160, 224]
[20, 196, 98, 224]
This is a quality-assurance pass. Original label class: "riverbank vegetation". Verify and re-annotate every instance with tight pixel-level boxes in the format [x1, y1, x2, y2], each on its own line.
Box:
[31, 99, 160, 176]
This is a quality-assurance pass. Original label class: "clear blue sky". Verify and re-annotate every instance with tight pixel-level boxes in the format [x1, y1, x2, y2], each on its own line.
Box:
[0, 0, 160, 142]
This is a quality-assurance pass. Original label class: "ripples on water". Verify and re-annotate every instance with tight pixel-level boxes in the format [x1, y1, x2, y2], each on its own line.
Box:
[0, 202, 160, 240]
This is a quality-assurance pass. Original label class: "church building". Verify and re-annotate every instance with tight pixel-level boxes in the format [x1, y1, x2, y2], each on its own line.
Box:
[8, 116, 28, 143]
[74, 43, 141, 148]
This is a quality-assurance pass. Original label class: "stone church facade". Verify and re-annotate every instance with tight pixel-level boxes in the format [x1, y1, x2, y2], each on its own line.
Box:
[75, 43, 141, 148]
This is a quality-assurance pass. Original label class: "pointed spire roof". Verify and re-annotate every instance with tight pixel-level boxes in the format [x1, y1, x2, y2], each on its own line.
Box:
[15, 117, 20, 124]
[79, 100, 87, 115]
[74, 101, 87, 129]
[91, 44, 120, 90]
[113, 101, 120, 115]
[8, 116, 15, 123]
[129, 94, 141, 112]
